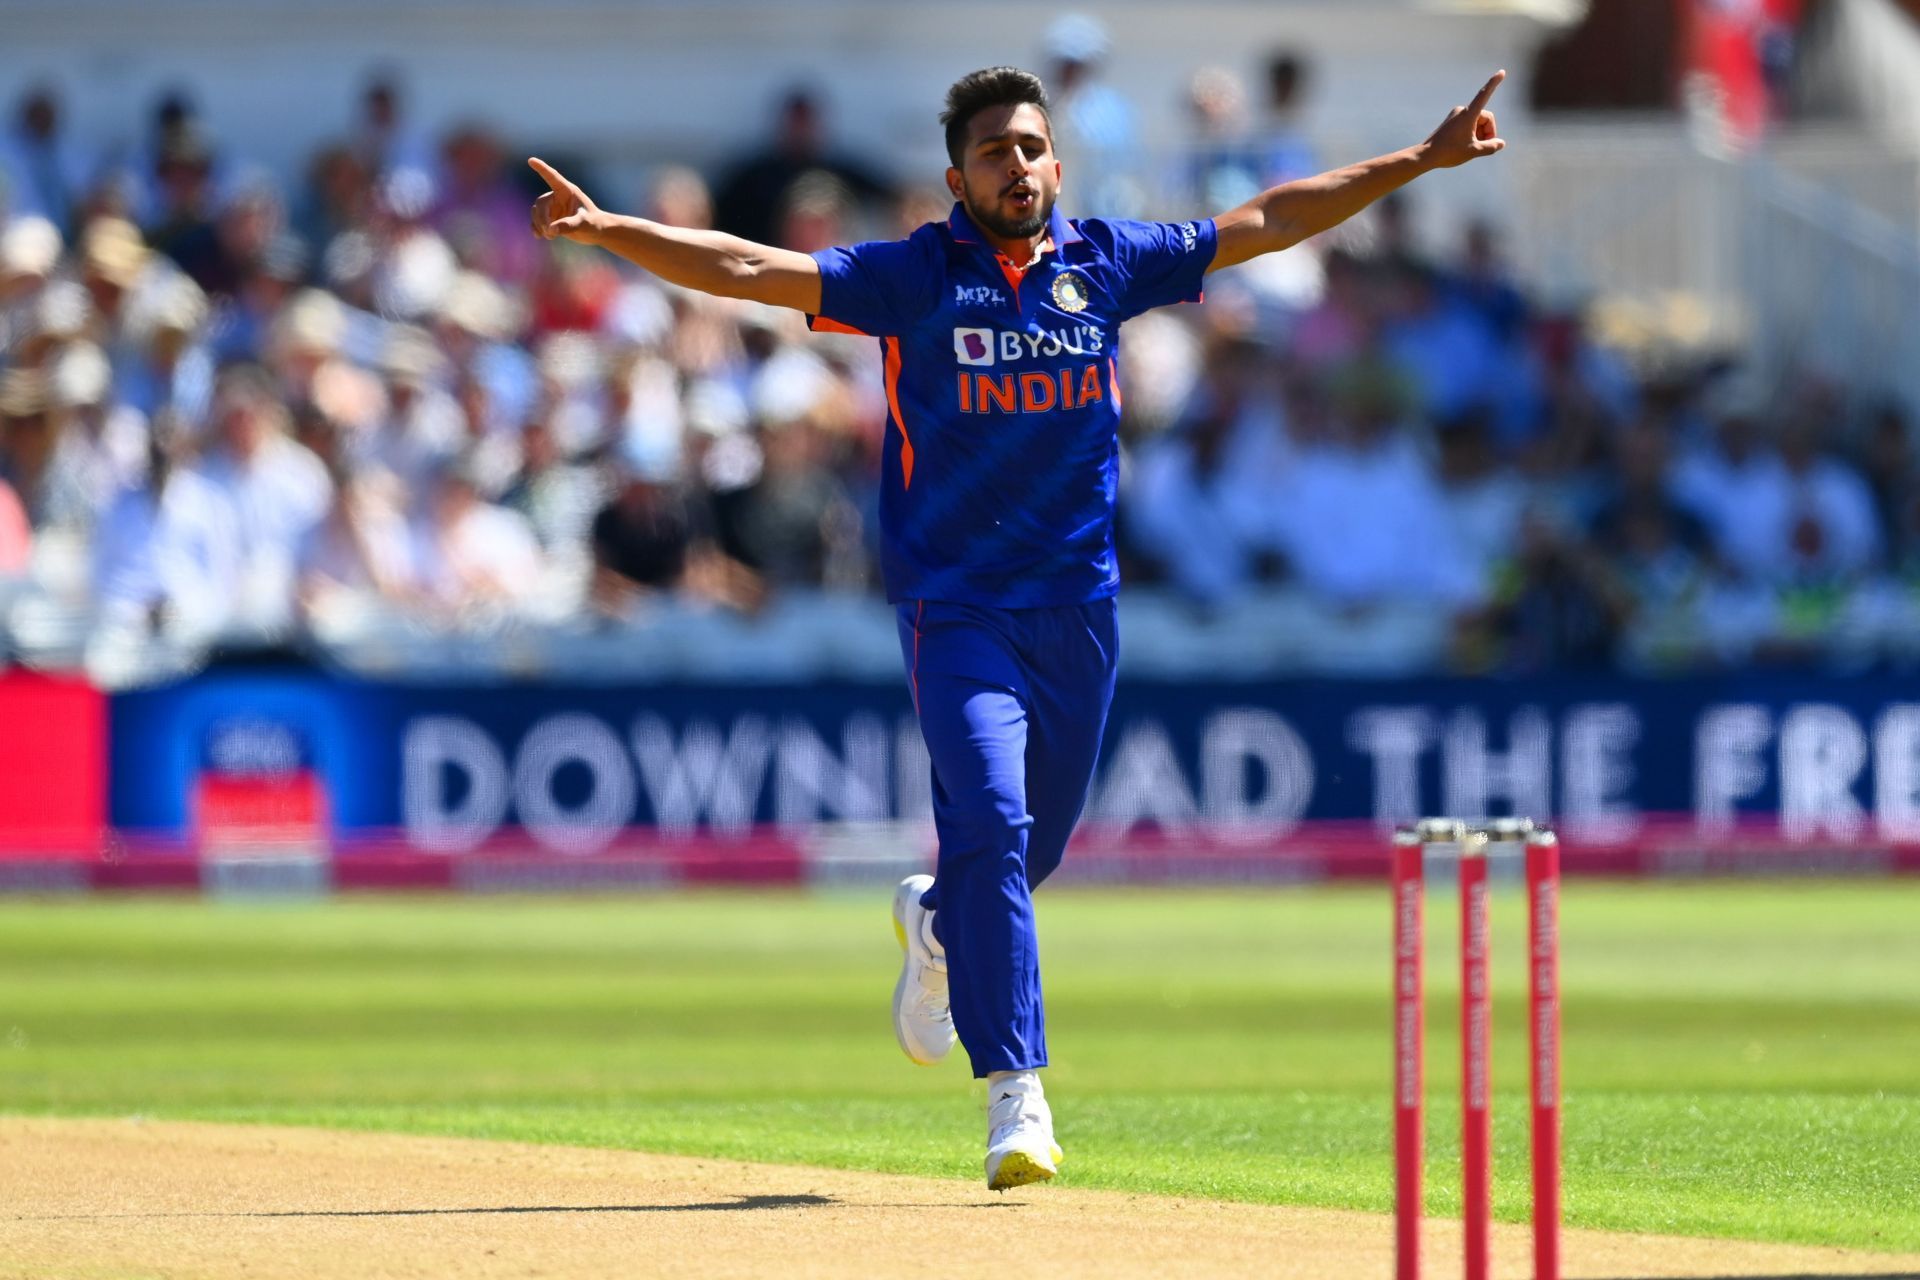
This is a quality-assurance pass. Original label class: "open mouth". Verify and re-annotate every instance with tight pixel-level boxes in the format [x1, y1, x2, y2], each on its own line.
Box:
[1005, 185, 1036, 210]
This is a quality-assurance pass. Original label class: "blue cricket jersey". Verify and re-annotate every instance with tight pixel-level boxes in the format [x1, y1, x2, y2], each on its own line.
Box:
[810, 203, 1217, 607]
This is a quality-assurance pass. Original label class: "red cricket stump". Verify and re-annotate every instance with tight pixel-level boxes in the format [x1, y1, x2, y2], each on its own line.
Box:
[1391, 832, 1425, 1280]
[1396, 819, 1561, 1280]
[1460, 842, 1493, 1280]
[1527, 832, 1563, 1280]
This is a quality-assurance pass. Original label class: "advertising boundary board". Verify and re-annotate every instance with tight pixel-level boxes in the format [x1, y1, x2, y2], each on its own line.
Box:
[0, 670, 106, 858]
[5, 817, 1918, 894]
[7, 664, 1911, 891]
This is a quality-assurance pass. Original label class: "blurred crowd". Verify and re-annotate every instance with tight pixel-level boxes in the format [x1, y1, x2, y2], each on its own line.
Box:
[3, 26, 1918, 682]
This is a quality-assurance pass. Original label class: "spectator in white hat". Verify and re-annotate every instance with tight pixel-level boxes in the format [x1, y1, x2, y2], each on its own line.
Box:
[1041, 13, 1142, 217]
[42, 341, 147, 532]
[0, 368, 58, 526]
[410, 453, 544, 622]
[356, 323, 463, 494]
[91, 413, 241, 641]
[119, 271, 213, 428]
[0, 215, 62, 358]
[299, 461, 418, 629]
[194, 364, 334, 632]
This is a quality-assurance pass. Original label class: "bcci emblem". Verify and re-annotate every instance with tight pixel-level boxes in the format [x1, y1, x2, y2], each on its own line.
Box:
[1051, 270, 1091, 314]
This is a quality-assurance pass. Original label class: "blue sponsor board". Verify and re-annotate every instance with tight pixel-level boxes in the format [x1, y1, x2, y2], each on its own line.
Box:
[109, 670, 1920, 851]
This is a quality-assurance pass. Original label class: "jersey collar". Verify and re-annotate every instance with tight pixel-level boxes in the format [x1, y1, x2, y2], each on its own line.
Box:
[946, 201, 1083, 257]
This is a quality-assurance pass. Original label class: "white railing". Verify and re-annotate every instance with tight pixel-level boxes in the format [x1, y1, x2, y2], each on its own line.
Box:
[1511, 118, 1920, 414]
[1744, 158, 1920, 414]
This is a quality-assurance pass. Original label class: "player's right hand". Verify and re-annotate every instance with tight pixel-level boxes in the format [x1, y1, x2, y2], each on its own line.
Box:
[528, 157, 605, 244]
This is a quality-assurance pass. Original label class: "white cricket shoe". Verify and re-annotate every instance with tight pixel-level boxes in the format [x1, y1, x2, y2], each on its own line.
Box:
[891, 874, 955, 1065]
[984, 1070, 1065, 1190]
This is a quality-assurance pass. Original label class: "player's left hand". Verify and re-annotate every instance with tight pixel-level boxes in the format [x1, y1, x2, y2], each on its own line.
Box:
[1423, 70, 1506, 169]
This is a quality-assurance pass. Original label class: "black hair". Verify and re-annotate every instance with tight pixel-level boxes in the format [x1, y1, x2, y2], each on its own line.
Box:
[940, 66, 1051, 167]
[1266, 52, 1307, 105]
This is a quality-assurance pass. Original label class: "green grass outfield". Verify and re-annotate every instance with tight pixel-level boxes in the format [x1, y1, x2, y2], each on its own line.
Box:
[1, 881, 1916, 1253]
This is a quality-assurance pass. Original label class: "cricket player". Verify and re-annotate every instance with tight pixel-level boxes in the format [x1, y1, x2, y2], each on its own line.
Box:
[530, 63, 1506, 1190]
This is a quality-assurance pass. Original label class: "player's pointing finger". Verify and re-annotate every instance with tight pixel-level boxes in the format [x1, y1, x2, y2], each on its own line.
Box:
[527, 157, 578, 196]
[1469, 70, 1507, 115]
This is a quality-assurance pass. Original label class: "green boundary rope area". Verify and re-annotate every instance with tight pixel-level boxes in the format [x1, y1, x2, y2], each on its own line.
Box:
[1, 883, 1915, 1253]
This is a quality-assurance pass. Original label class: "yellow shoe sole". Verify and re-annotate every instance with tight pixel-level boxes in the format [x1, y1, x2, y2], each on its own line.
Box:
[987, 1148, 1059, 1191]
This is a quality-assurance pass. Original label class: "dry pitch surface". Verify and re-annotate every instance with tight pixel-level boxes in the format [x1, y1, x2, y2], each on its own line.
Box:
[5, 1119, 1918, 1280]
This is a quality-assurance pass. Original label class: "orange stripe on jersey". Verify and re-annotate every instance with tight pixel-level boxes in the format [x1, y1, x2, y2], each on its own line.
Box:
[1108, 355, 1123, 412]
[990, 234, 1052, 314]
[808, 315, 870, 336]
[885, 337, 913, 488]
[995, 258, 1025, 303]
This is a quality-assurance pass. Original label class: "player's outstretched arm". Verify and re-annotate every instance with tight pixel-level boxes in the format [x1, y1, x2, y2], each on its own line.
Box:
[528, 157, 822, 313]
[1209, 70, 1507, 274]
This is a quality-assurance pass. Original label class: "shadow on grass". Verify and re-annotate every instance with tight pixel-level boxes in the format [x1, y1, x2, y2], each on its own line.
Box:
[13, 1193, 1023, 1220]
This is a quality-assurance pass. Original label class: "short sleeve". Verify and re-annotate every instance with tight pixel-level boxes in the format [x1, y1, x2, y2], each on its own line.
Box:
[809, 230, 943, 338]
[1101, 218, 1218, 319]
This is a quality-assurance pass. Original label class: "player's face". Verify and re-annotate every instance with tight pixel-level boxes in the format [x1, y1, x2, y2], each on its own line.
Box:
[948, 102, 1060, 241]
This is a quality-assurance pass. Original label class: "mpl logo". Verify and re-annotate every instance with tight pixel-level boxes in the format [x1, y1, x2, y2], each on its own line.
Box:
[1179, 221, 1199, 253]
[955, 284, 1006, 306]
[953, 327, 995, 366]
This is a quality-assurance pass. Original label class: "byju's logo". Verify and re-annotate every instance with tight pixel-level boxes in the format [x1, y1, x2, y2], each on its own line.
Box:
[953, 327, 995, 366]
[955, 284, 1005, 306]
[1179, 221, 1199, 253]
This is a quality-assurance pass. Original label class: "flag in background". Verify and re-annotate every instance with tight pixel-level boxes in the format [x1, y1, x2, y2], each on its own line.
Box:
[1681, 0, 1805, 147]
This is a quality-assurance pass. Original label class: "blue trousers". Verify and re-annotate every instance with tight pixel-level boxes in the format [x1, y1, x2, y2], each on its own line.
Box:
[897, 597, 1119, 1077]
